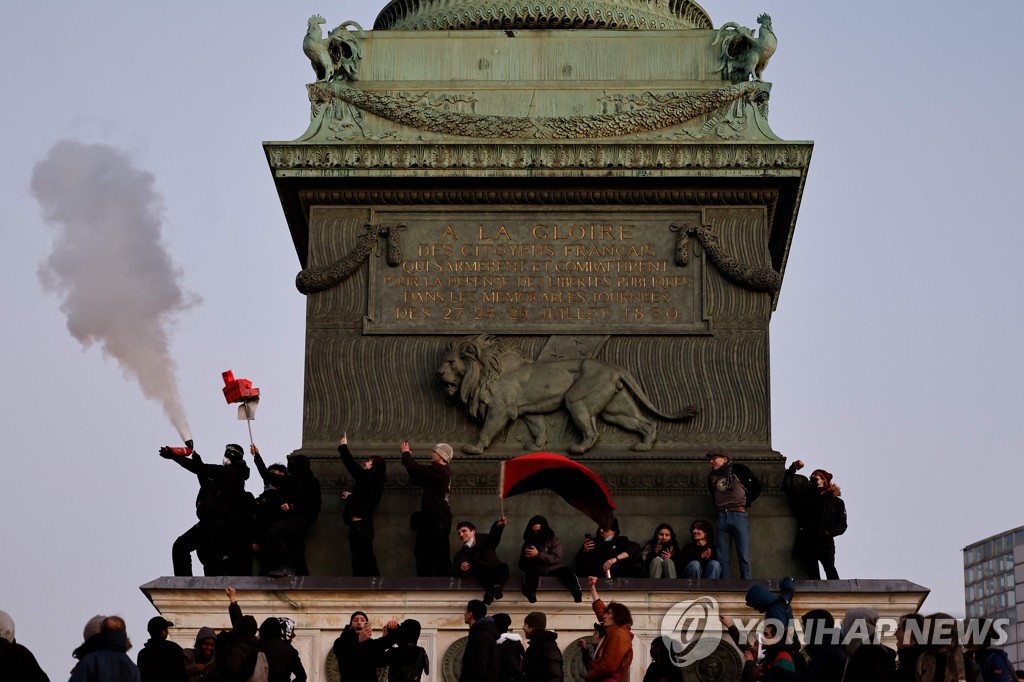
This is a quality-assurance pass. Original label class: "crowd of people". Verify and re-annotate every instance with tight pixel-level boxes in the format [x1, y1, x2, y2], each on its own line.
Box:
[160, 439, 848, 584]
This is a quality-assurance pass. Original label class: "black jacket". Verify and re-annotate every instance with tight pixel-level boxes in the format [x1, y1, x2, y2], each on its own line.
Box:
[523, 631, 562, 682]
[338, 444, 386, 521]
[454, 520, 506, 575]
[282, 456, 321, 524]
[138, 637, 186, 682]
[332, 626, 394, 682]
[173, 453, 251, 521]
[460, 617, 500, 682]
[575, 535, 642, 578]
[707, 462, 762, 507]
[401, 451, 452, 522]
[260, 639, 306, 682]
[0, 638, 50, 682]
[497, 635, 525, 682]
[782, 467, 847, 550]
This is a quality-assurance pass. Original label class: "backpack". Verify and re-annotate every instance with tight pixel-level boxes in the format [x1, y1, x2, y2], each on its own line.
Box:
[248, 651, 269, 682]
[979, 649, 1015, 682]
[387, 646, 429, 682]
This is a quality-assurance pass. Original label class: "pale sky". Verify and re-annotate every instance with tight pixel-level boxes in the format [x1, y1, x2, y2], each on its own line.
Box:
[2, 0, 1023, 677]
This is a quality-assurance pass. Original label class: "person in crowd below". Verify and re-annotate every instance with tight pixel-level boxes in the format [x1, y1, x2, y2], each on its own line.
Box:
[455, 517, 509, 604]
[402, 441, 454, 576]
[757, 621, 803, 682]
[800, 609, 846, 682]
[679, 519, 722, 579]
[460, 599, 500, 682]
[577, 622, 605, 674]
[782, 459, 847, 579]
[258, 617, 306, 682]
[183, 627, 217, 682]
[521, 611, 562, 682]
[259, 451, 321, 577]
[575, 517, 642, 578]
[162, 443, 254, 576]
[642, 636, 682, 682]
[338, 434, 387, 576]
[381, 619, 429, 682]
[841, 607, 896, 682]
[519, 515, 583, 603]
[705, 446, 761, 579]
[70, 616, 140, 682]
[332, 611, 399, 682]
[492, 613, 525, 682]
[966, 619, 1016, 682]
[894, 613, 927, 682]
[250, 444, 290, 575]
[640, 523, 682, 579]
[219, 587, 265, 682]
[585, 576, 634, 682]
[0, 609, 49, 681]
[915, 613, 966, 682]
[137, 616, 186, 682]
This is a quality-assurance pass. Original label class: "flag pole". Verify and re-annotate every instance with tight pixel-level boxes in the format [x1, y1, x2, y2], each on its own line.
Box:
[499, 460, 506, 518]
[243, 402, 254, 448]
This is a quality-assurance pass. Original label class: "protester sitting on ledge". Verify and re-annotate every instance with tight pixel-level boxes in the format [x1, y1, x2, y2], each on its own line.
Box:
[639, 523, 682, 579]
[518, 515, 583, 603]
[454, 517, 509, 605]
[679, 519, 723, 579]
[575, 517, 642, 578]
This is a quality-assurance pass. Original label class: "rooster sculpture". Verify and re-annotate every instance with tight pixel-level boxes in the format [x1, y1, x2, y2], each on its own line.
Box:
[303, 15, 365, 82]
[713, 14, 777, 82]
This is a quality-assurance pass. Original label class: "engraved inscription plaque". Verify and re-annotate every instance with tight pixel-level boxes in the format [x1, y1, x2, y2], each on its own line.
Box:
[364, 208, 709, 334]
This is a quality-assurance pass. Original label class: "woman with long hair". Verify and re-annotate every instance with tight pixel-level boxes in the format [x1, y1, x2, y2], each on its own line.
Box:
[640, 524, 682, 579]
[679, 519, 722, 579]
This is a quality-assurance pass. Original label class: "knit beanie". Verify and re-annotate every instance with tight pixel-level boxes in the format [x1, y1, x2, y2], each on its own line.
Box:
[524, 611, 547, 630]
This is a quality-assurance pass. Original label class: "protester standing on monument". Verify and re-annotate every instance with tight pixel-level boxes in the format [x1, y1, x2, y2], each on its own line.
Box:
[70, 616, 141, 682]
[455, 517, 509, 604]
[584, 576, 634, 682]
[518, 515, 583, 603]
[161, 443, 254, 576]
[137, 616, 186, 682]
[521, 611, 563, 682]
[639, 523, 681, 579]
[460, 599, 500, 682]
[183, 627, 218, 682]
[337, 434, 387, 576]
[0, 610, 49, 682]
[575, 517, 642, 578]
[250, 444, 290, 574]
[782, 459, 847, 579]
[678, 519, 722, 579]
[261, 453, 322, 577]
[705, 447, 760, 579]
[401, 441, 454, 576]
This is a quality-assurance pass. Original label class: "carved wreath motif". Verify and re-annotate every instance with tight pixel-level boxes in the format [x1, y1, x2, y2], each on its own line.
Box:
[671, 222, 782, 292]
[295, 223, 404, 295]
[307, 81, 769, 139]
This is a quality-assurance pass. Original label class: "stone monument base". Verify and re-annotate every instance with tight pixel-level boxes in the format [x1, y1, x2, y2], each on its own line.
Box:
[142, 577, 927, 681]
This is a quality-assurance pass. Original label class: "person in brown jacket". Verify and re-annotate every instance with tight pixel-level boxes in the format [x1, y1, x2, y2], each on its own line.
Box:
[585, 576, 634, 682]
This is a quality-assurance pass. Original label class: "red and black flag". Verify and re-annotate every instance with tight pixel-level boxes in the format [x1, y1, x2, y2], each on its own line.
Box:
[500, 452, 615, 528]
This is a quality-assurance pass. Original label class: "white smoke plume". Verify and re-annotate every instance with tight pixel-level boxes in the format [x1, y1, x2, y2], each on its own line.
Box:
[31, 140, 199, 442]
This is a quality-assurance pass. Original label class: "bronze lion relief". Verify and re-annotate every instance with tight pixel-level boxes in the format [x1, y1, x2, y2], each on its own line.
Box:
[437, 334, 698, 455]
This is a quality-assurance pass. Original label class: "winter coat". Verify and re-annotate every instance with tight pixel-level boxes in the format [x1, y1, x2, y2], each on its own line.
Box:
[587, 600, 634, 682]
[917, 648, 967, 682]
[137, 637, 186, 682]
[174, 453, 251, 522]
[575, 535, 642, 578]
[0, 637, 50, 682]
[460, 617, 501, 682]
[338, 444, 386, 521]
[496, 633, 525, 682]
[332, 626, 394, 682]
[382, 644, 429, 682]
[707, 461, 762, 508]
[282, 456, 321, 524]
[523, 630, 562, 682]
[401, 451, 452, 522]
[782, 467, 847, 551]
[455, 520, 506, 576]
[70, 630, 141, 682]
[259, 639, 306, 682]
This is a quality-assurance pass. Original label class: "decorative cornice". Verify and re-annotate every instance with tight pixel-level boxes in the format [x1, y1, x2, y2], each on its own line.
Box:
[373, 0, 713, 31]
[297, 189, 779, 206]
[266, 142, 812, 173]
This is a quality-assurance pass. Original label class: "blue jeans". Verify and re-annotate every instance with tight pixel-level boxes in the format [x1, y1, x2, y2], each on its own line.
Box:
[683, 559, 723, 579]
[716, 510, 751, 579]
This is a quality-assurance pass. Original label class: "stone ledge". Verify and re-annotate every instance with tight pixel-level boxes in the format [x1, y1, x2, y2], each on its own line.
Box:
[142, 577, 928, 682]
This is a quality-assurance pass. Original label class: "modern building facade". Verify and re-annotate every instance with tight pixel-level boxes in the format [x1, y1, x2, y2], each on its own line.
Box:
[963, 525, 1024, 667]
